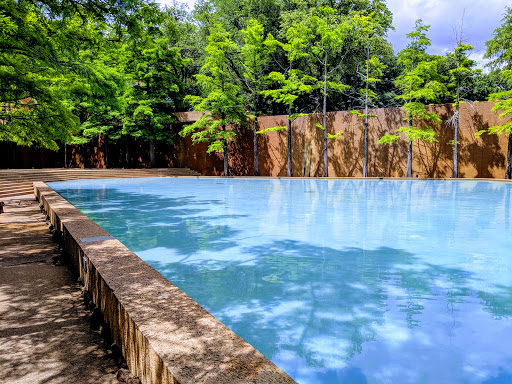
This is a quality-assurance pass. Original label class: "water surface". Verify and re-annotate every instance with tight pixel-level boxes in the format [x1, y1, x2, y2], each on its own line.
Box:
[49, 178, 512, 384]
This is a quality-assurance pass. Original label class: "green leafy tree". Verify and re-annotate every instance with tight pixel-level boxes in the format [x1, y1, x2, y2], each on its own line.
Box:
[350, 14, 389, 177]
[59, 23, 129, 167]
[309, 7, 351, 177]
[480, 7, 512, 179]
[0, 0, 154, 152]
[241, 19, 273, 176]
[379, 20, 446, 178]
[480, 70, 512, 178]
[122, 28, 189, 167]
[0, 2, 80, 150]
[446, 42, 480, 178]
[180, 24, 246, 176]
[260, 20, 316, 177]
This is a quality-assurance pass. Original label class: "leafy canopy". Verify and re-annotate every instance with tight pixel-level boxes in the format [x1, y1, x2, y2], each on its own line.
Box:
[180, 24, 246, 153]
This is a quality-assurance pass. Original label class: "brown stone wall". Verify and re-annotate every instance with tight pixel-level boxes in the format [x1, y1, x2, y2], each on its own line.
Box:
[2, 101, 510, 178]
[197, 100, 509, 178]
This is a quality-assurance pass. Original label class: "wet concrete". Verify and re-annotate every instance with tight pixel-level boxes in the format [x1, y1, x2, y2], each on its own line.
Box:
[0, 195, 120, 384]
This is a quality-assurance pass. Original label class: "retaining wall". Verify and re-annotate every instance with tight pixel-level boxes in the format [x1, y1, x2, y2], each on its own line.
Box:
[34, 181, 295, 384]
[5, 101, 510, 178]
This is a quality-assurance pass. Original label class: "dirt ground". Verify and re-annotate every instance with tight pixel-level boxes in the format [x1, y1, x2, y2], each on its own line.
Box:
[0, 195, 121, 384]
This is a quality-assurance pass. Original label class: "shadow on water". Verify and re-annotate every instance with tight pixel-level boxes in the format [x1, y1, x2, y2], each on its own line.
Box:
[54, 182, 512, 384]
[146, 238, 512, 384]
[59, 188, 245, 256]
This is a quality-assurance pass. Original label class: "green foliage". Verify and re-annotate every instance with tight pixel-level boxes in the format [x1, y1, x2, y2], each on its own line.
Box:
[378, 134, 399, 145]
[485, 7, 512, 70]
[351, 110, 377, 118]
[402, 101, 442, 123]
[348, 12, 391, 132]
[446, 43, 480, 107]
[122, 37, 188, 143]
[288, 113, 308, 121]
[308, 7, 351, 97]
[381, 20, 445, 145]
[241, 18, 272, 110]
[479, 8, 512, 140]
[327, 131, 343, 139]
[0, 2, 80, 149]
[261, 19, 316, 111]
[0, 0, 156, 150]
[396, 126, 437, 142]
[180, 24, 246, 153]
[479, 70, 512, 136]
[256, 126, 286, 134]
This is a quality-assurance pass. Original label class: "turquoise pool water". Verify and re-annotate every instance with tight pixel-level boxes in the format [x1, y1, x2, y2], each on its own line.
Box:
[49, 178, 512, 384]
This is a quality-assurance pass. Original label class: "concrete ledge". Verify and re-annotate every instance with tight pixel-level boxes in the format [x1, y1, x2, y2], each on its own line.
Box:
[34, 182, 295, 384]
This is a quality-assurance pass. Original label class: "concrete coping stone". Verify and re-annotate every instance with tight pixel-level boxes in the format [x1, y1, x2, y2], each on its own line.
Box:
[80, 235, 115, 243]
[33, 181, 296, 384]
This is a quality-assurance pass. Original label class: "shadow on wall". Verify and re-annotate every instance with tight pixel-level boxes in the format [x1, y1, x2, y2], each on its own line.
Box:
[1, 101, 510, 177]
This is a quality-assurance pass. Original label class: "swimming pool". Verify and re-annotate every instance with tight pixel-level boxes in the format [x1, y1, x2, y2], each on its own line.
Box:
[49, 178, 512, 384]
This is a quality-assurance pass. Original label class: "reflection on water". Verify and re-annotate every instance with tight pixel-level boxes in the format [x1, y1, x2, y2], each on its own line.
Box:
[50, 178, 512, 384]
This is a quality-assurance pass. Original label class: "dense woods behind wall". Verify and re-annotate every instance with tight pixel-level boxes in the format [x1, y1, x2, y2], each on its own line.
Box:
[1, 101, 510, 178]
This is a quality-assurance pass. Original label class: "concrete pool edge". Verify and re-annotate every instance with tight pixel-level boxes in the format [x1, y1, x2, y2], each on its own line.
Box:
[33, 181, 296, 384]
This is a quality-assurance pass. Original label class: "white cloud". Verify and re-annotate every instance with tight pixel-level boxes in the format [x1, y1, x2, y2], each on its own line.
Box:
[386, 0, 509, 66]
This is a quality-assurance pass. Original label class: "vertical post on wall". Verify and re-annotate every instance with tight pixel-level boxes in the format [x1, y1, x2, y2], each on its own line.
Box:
[149, 139, 156, 168]
[125, 139, 130, 169]
[104, 137, 108, 169]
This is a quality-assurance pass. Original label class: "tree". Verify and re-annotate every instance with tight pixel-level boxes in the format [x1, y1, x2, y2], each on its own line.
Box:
[350, 14, 389, 177]
[481, 7, 512, 179]
[59, 22, 128, 167]
[122, 35, 188, 167]
[446, 42, 479, 178]
[240, 19, 272, 176]
[0, 0, 155, 151]
[0, 2, 80, 150]
[260, 20, 316, 177]
[476, 71, 512, 178]
[378, 20, 446, 178]
[309, 7, 351, 177]
[180, 24, 246, 176]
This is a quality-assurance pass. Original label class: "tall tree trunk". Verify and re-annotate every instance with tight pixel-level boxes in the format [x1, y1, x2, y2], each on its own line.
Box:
[222, 123, 229, 176]
[506, 133, 512, 179]
[125, 139, 130, 168]
[81, 144, 86, 169]
[406, 115, 413, 178]
[253, 117, 260, 176]
[64, 143, 67, 168]
[363, 37, 370, 178]
[453, 98, 459, 178]
[149, 139, 155, 168]
[323, 53, 328, 178]
[406, 140, 413, 178]
[287, 114, 292, 177]
[104, 137, 108, 169]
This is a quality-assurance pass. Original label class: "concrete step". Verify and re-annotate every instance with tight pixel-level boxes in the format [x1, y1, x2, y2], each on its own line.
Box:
[0, 168, 201, 198]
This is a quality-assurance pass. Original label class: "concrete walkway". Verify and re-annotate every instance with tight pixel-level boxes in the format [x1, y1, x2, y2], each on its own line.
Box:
[0, 195, 120, 384]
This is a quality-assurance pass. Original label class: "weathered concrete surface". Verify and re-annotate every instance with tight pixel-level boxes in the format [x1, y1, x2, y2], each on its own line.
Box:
[0, 195, 120, 384]
[35, 182, 296, 384]
[0, 168, 200, 199]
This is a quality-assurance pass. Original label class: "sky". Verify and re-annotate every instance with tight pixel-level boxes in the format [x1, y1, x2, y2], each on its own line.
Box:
[158, 0, 510, 66]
